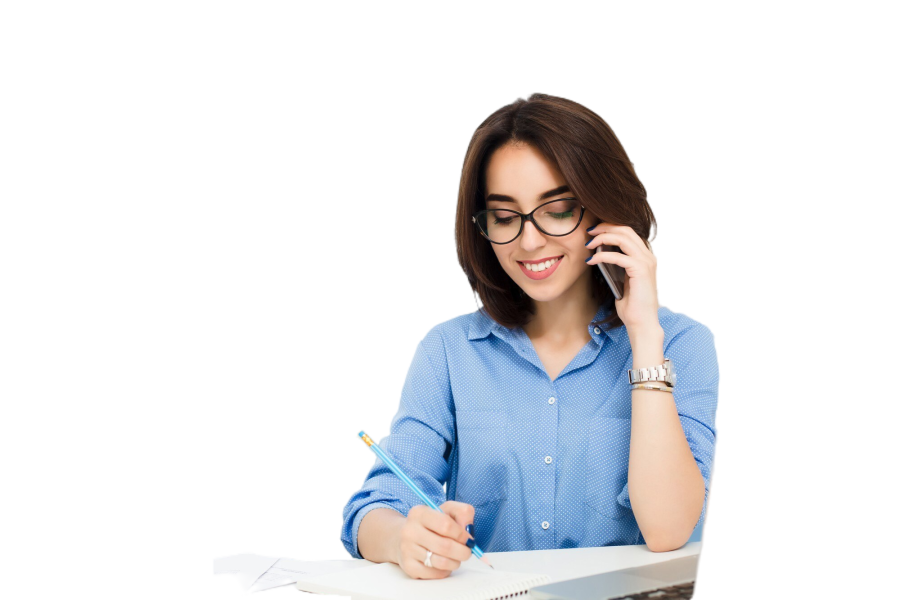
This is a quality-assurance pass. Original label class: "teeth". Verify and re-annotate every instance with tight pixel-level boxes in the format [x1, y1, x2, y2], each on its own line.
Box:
[526, 257, 559, 272]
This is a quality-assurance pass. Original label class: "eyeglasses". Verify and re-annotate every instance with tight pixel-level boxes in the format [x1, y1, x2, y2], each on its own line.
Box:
[471, 198, 586, 244]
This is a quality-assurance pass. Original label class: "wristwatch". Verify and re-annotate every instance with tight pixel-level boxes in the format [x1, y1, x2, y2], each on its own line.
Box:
[628, 358, 676, 388]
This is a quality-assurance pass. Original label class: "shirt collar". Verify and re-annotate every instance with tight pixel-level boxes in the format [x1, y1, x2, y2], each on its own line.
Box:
[588, 295, 627, 343]
[468, 301, 627, 344]
[467, 307, 500, 341]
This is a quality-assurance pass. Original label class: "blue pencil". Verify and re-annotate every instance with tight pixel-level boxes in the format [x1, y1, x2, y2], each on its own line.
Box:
[358, 430, 494, 569]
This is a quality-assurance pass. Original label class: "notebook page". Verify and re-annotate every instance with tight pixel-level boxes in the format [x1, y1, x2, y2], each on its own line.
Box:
[295, 558, 551, 600]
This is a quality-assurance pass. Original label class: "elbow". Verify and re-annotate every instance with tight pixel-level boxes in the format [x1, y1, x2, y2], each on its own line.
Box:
[643, 529, 691, 553]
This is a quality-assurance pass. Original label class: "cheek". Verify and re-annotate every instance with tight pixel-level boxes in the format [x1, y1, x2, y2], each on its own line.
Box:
[492, 246, 511, 263]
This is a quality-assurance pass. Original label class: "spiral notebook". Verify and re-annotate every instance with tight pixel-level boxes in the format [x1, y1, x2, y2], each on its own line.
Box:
[294, 557, 551, 600]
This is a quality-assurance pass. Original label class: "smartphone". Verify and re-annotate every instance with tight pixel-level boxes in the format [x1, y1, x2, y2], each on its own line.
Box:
[596, 244, 627, 300]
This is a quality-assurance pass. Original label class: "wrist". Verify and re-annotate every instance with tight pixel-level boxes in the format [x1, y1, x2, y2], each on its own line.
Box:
[627, 324, 664, 347]
[389, 515, 406, 564]
[628, 326, 664, 370]
[625, 322, 666, 344]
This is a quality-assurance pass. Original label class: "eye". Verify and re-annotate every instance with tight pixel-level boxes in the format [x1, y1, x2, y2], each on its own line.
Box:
[491, 210, 518, 225]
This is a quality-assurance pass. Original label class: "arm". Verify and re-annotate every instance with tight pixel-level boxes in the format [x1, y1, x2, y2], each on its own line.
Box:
[340, 333, 455, 560]
[627, 325, 706, 552]
[586, 223, 718, 553]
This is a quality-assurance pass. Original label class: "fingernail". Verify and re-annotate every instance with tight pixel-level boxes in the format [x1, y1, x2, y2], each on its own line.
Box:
[466, 537, 475, 549]
[584, 256, 591, 263]
[466, 524, 475, 537]
[586, 225, 595, 232]
[584, 241, 590, 246]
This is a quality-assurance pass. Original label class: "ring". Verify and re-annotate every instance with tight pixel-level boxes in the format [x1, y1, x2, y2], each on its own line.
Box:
[424, 550, 434, 568]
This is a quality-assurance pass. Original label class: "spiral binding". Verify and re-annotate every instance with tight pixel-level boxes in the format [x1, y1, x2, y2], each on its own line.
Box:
[461, 574, 552, 600]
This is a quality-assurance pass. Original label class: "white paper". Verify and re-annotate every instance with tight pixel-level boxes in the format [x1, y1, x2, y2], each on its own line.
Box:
[214, 554, 280, 591]
[213, 554, 248, 577]
[294, 555, 551, 600]
[214, 554, 372, 593]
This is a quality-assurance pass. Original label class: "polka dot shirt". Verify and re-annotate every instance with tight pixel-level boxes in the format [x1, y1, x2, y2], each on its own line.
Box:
[340, 302, 718, 558]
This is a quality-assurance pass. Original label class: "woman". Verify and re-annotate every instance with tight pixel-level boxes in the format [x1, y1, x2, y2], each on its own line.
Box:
[340, 93, 718, 580]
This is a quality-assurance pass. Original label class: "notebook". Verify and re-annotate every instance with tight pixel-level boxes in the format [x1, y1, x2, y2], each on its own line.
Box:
[295, 557, 551, 600]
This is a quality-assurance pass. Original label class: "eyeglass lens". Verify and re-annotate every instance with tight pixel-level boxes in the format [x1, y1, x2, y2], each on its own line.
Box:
[476, 199, 581, 243]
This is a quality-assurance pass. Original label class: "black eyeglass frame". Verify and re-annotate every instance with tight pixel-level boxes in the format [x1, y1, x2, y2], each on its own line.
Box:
[471, 197, 587, 245]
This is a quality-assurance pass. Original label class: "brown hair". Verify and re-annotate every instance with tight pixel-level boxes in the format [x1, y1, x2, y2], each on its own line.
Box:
[455, 92, 656, 331]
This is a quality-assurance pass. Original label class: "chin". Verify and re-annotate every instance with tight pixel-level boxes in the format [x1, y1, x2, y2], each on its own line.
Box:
[519, 283, 565, 303]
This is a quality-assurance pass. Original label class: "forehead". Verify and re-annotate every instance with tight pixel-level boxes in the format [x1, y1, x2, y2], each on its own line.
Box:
[485, 143, 567, 208]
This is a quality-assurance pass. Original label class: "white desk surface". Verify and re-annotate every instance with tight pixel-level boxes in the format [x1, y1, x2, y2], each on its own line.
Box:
[485, 542, 701, 599]
[212, 542, 702, 599]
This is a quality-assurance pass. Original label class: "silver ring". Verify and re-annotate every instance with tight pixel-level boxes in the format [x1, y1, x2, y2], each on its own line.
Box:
[424, 550, 434, 568]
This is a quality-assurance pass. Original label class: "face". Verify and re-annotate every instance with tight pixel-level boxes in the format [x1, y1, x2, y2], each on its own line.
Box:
[482, 142, 599, 304]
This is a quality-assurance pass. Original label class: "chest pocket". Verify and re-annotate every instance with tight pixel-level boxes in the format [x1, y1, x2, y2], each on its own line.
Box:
[583, 416, 632, 520]
[454, 409, 509, 507]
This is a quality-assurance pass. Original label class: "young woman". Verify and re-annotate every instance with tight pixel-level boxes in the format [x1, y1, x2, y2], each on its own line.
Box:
[340, 93, 718, 580]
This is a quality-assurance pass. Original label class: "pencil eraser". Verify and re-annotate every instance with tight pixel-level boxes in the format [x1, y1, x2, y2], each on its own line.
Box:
[358, 431, 365, 437]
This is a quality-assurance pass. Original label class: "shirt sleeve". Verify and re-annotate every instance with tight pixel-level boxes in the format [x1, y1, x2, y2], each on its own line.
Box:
[616, 321, 719, 529]
[340, 331, 455, 559]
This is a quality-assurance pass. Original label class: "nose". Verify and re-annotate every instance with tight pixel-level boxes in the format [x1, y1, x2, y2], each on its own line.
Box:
[519, 219, 547, 252]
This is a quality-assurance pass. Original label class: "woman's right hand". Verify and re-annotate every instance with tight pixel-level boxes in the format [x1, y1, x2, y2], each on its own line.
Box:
[395, 501, 476, 579]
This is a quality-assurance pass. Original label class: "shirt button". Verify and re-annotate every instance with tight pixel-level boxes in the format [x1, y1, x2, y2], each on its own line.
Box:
[548, 397, 556, 404]
[593, 326, 601, 334]
[544, 456, 552, 464]
[541, 521, 550, 530]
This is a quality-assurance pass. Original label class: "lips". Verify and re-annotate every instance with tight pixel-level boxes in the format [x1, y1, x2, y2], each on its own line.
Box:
[518, 256, 564, 280]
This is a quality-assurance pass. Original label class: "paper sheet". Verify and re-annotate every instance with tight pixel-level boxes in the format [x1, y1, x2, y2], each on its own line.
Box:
[214, 554, 280, 591]
[214, 553, 371, 593]
[294, 555, 551, 600]
[253, 558, 370, 592]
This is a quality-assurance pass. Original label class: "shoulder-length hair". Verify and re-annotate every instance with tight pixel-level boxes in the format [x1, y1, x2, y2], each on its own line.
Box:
[455, 93, 657, 331]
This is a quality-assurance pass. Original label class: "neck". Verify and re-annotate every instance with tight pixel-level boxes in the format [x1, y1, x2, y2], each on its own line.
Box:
[522, 270, 600, 342]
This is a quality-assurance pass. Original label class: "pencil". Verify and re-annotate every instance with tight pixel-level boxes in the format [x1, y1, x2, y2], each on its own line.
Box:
[358, 430, 494, 569]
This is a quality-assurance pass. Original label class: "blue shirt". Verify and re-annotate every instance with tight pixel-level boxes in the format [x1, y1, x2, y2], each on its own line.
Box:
[340, 302, 718, 558]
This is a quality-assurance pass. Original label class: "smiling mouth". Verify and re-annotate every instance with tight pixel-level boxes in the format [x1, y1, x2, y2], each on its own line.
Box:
[517, 255, 563, 272]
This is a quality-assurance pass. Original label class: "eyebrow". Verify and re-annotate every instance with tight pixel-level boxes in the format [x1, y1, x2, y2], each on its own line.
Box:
[485, 184, 571, 204]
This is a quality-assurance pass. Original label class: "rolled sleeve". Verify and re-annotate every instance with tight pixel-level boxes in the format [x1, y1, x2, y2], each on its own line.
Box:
[340, 331, 455, 559]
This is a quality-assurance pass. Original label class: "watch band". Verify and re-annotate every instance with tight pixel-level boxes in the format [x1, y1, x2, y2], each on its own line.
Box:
[631, 382, 673, 393]
[628, 358, 676, 387]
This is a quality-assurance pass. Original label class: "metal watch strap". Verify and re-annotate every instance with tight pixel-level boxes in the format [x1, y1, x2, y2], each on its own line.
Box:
[628, 358, 676, 387]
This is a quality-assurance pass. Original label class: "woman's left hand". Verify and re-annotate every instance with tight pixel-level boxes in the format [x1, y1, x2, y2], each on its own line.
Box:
[585, 223, 661, 333]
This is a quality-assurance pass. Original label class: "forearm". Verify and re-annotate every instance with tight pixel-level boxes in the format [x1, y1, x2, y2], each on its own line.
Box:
[357, 507, 406, 563]
[627, 326, 705, 552]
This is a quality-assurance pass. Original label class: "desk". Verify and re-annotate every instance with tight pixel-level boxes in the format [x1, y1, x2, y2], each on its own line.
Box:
[212, 543, 702, 599]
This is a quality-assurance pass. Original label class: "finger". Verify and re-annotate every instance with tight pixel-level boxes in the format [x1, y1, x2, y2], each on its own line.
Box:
[419, 544, 462, 572]
[440, 501, 476, 538]
[421, 501, 475, 550]
[590, 224, 651, 253]
[414, 520, 473, 564]
[585, 231, 644, 258]
[585, 249, 642, 272]
[403, 542, 451, 579]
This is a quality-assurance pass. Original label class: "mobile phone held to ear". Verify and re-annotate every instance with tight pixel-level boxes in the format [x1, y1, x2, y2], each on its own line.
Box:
[596, 244, 627, 300]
